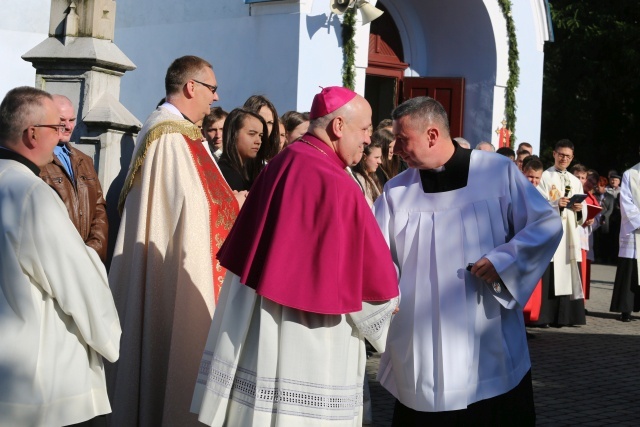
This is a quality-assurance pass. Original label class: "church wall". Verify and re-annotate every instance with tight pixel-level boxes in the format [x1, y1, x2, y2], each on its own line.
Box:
[0, 1, 50, 98]
[0, 0, 547, 154]
[114, 0, 301, 120]
[511, 0, 548, 154]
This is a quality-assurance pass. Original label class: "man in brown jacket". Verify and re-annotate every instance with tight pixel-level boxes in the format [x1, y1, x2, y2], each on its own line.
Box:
[40, 95, 108, 262]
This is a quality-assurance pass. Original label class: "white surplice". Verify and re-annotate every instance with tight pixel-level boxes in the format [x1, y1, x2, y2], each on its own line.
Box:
[538, 168, 587, 297]
[191, 273, 398, 426]
[0, 158, 120, 427]
[374, 152, 562, 412]
[619, 164, 640, 267]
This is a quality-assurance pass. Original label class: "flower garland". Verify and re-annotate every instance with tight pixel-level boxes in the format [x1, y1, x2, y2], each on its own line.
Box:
[341, 8, 357, 89]
[498, 0, 519, 144]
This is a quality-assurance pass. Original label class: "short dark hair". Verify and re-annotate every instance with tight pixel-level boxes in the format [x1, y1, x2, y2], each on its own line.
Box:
[202, 106, 228, 130]
[376, 118, 392, 130]
[518, 142, 533, 151]
[0, 86, 52, 145]
[497, 147, 515, 158]
[392, 96, 450, 135]
[554, 139, 574, 151]
[523, 157, 543, 172]
[570, 164, 588, 175]
[165, 55, 213, 96]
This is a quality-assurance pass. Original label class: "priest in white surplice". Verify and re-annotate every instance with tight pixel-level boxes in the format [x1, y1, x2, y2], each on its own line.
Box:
[536, 139, 588, 326]
[0, 87, 121, 427]
[374, 97, 562, 426]
[191, 87, 399, 426]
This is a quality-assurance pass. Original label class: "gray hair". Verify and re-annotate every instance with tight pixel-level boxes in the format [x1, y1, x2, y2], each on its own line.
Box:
[308, 101, 355, 133]
[391, 96, 450, 135]
[0, 86, 52, 146]
[475, 141, 495, 152]
[454, 137, 471, 149]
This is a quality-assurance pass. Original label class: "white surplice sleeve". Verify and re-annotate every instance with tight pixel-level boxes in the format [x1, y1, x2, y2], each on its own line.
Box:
[19, 183, 121, 362]
[620, 170, 640, 236]
[484, 164, 563, 308]
[348, 297, 399, 352]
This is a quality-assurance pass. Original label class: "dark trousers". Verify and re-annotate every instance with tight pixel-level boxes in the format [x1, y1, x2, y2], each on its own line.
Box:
[392, 371, 535, 427]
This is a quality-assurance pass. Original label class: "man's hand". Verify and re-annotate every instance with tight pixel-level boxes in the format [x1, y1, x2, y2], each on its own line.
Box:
[558, 197, 570, 208]
[584, 218, 594, 227]
[468, 258, 500, 284]
[570, 202, 583, 212]
[233, 190, 248, 209]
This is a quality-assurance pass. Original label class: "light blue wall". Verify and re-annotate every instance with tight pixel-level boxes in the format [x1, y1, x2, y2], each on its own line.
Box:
[0, 0, 546, 154]
[512, 1, 546, 153]
[114, 0, 301, 120]
[0, 1, 50, 98]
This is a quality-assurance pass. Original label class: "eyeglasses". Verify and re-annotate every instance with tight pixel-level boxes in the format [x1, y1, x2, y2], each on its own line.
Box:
[554, 152, 573, 160]
[192, 80, 218, 95]
[29, 124, 66, 133]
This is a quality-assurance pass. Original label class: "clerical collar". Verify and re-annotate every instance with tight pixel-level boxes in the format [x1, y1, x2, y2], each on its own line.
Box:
[419, 140, 471, 193]
[160, 101, 197, 124]
[0, 146, 41, 175]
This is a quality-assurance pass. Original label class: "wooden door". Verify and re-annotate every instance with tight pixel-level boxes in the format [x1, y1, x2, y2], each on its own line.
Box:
[402, 77, 465, 137]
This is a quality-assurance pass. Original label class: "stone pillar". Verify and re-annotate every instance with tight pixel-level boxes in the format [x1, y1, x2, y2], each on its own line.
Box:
[22, 0, 141, 194]
[23, 0, 141, 267]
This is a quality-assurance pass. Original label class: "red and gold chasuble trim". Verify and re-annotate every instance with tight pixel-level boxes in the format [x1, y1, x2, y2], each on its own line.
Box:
[184, 135, 239, 303]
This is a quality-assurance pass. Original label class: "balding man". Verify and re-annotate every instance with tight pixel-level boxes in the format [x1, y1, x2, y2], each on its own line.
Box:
[191, 87, 399, 426]
[475, 140, 495, 152]
[375, 97, 562, 426]
[39, 95, 108, 262]
[453, 136, 471, 149]
[108, 56, 243, 426]
[0, 87, 120, 426]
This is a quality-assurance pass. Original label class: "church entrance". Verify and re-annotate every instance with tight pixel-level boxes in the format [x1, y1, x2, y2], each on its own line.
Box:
[365, 2, 465, 136]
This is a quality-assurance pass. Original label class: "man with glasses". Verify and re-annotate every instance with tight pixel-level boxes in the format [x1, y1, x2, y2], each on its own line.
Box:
[39, 95, 108, 262]
[0, 87, 121, 426]
[536, 139, 588, 327]
[108, 55, 245, 427]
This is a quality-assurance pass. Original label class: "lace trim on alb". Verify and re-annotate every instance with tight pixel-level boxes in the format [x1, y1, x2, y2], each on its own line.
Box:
[201, 355, 362, 419]
[353, 297, 398, 341]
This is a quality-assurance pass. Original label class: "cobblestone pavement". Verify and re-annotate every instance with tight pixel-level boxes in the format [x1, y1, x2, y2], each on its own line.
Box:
[365, 264, 640, 426]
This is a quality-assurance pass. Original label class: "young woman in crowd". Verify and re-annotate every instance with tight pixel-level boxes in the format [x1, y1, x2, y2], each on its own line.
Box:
[352, 139, 383, 207]
[373, 128, 399, 187]
[281, 110, 310, 147]
[217, 108, 268, 191]
[243, 95, 281, 163]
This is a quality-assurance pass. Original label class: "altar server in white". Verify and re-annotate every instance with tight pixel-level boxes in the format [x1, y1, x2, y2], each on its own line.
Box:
[374, 96, 562, 426]
[536, 139, 588, 326]
[0, 87, 121, 427]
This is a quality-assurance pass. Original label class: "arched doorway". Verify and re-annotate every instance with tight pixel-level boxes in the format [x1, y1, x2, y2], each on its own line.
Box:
[364, 2, 407, 127]
[365, 2, 465, 137]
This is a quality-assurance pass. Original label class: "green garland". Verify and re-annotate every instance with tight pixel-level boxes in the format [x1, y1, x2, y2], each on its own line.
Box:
[341, 8, 356, 89]
[340, 2, 519, 143]
[497, 0, 520, 144]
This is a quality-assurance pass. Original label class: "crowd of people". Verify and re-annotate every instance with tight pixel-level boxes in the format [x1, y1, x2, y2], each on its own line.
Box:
[488, 139, 639, 326]
[1, 54, 638, 427]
